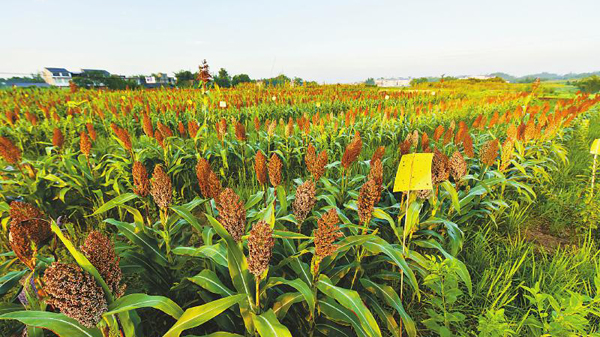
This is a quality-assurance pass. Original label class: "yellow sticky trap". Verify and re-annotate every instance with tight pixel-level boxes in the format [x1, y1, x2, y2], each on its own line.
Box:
[393, 153, 434, 192]
[591, 139, 600, 155]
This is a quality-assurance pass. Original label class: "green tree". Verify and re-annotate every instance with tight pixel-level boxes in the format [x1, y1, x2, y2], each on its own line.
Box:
[232, 74, 252, 86]
[174, 70, 196, 87]
[576, 75, 600, 93]
[214, 68, 232, 88]
[410, 77, 429, 86]
[365, 78, 375, 86]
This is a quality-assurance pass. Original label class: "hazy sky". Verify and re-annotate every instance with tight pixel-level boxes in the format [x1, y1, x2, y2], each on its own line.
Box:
[2, 0, 599, 83]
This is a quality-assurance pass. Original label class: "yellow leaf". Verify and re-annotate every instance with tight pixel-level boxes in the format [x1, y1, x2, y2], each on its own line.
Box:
[393, 153, 434, 192]
[591, 139, 600, 155]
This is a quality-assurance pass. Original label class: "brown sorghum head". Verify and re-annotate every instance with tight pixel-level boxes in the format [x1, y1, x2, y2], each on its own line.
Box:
[371, 146, 385, 164]
[217, 118, 227, 140]
[216, 188, 246, 242]
[506, 123, 518, 141]
[480, 139, 499, 167]
[0, 136, 21, 164]
[247, 221, 275, 277]
[358, 179, 379, 226]
[142, 113, 154, 138]
[178, 121, 186, 138]
[43, 263, 107, 328]
[463, 133, 475, 158]
[292, 180, 316, 228]
[314, 209, 342, 258]
[154, 129, 165, 148]
[500, 138, 514, 172]
[306, 143, 317, 176]
[432, 149, 450, 184]
[449, 151, 467, 183]
[86, 123, 97, 141]
[421, 132, 430, 152]
[52, 128, 64, 148]
[207, 170, 222, 199]
[285, 118, 294, 137]
[80, 231, 125, 298]
[433, 125, 445, 141]
[368, 159, 384, 203]
[268, 154, 283, 187]
[341, 132, 362, 170]
[114, 125, 132, 151]
[400, 139, 411, 156]
[255, 151, 268, 186]
[157, 121, 173, 138]
[314, 150, 328, 181]
[196, 158, 211, 197]
[235, 122, 247, 141]
[150, 165, 172, 209]
[188, 120, 200, 138]
[132, 161, 150, 197]
[80, 132, 91, 157]
[8, 202, 51, 268]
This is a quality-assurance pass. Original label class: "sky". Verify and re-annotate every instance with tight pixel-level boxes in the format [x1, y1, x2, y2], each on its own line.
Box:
[1, 0, 599, 83]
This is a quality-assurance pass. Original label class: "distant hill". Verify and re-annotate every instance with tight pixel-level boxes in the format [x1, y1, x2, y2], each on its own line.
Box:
[489, 71, 600, 83]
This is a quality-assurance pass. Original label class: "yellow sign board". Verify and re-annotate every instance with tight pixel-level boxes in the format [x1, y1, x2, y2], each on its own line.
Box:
[393, 153, 434, 192]
[591, 139, 600, 155]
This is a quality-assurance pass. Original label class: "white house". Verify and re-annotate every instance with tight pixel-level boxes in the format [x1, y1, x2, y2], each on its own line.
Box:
[375, 78, 411, 87]
[42, 67, 72, 87]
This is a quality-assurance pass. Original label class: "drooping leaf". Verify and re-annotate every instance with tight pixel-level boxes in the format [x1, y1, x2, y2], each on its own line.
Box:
[104, 293, 183, 320]
[163, 294, 245, 337]
[0, 311, 103, 337]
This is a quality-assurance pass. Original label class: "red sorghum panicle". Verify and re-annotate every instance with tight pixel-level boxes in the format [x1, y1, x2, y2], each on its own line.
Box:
[421, 132, 430, 151]
[341, 132, 362, 170]
[368, 159, 384, 203]
[358, 179, 379, 226]
[8, 201, 51, 268]
[188, 120, 200, 138]
[480, 139, 499, 166]
[235, 122, 247, 141]
[142, 112, 154, 138]
[86, 123, 97, 142]
[371, 146, 385, 164]
[157, 121, 173, 138]
[268, 154, 283, 187]
[500, 138, 514, 172]
[449, 150, 467, 182]
[150, 165, 172, 209]
[178, 121, 186, 137]
[196, 158, 211, 197]
[0, 136, 21, 164]
[154, 129, 165, 148]
[292, 180, 316, 228]
[314, 150, 328, 181]
[255, 151, 268, 185]
[463, 133, 475, 157]
[80, 231, 125, 298]
[247, 221, 275, 277]
[216, 188, 246, 242]
[80, 132, 91, 157]
[433, 125, 445, 141]
[207, 171, 222, 199]
[132, 161, 150, 197]
[52, 128, 64, 148]
[43, 263, 107, 328]
[432, 149, 450, 184]
[306, 143, 317, 175]
[314, 209, 342, 259]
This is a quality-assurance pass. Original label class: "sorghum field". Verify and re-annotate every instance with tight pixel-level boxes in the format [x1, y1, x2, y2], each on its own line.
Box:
[1, 80, 600, 337]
